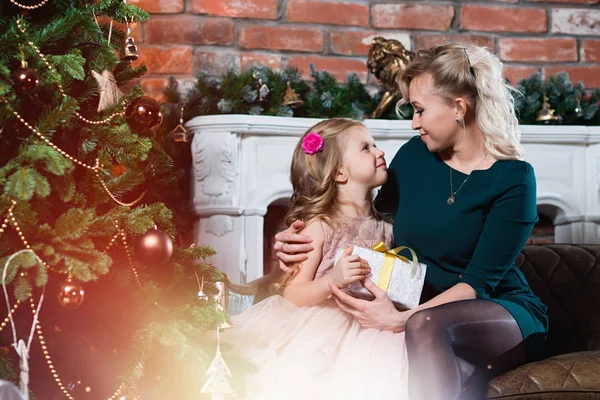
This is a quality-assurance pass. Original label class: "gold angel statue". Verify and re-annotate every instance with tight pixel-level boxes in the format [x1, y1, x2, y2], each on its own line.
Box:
[367, 37, 414, 119]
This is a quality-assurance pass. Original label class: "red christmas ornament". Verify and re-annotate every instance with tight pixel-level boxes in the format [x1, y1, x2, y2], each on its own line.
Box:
[135, 228, 173, 266]
[110, 164, 128, 178]
[124, 96, 163, 134]
[12, 61, 40, 95]
[57, 277, 85, 309]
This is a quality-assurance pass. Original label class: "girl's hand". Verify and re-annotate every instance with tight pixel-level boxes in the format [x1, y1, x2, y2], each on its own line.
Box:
[327, 246, 371, 289]
[274, 220, 314, 273]
[330, 278, 409, 332]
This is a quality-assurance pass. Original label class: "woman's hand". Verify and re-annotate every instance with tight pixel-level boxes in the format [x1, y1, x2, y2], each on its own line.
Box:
[330, 278, 410, 332]
[327, 246, 371, 289]
[274, 220, 314, 273]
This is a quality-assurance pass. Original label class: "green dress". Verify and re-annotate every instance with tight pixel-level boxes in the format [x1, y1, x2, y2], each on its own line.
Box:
[375, 136, 549, 361]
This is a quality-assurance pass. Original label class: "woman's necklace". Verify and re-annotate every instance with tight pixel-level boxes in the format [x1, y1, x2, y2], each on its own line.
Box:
[447, 152, 488, 205]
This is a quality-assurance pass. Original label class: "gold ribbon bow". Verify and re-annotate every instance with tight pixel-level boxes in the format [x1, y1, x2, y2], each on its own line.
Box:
[372, 241, 420, 293]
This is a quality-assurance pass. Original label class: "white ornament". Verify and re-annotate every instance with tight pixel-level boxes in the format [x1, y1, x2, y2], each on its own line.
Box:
[201, 328, 233, 399]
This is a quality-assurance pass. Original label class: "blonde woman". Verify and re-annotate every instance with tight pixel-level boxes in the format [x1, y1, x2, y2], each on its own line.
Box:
[275, 43, 549, 400]
[231, 118, 410, 400]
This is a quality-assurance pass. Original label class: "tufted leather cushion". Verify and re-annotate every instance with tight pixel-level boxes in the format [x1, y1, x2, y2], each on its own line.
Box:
[486, 245, 600, 399]
[515, 245, 600, 355]
[487, 351, 600, 399]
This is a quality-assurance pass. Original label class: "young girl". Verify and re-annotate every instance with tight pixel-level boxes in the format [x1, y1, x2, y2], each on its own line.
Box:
[229, 118, 409, 400]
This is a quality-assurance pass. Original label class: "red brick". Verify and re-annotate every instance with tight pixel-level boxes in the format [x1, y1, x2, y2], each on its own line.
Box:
[127, 0, 183, 13]
[499, 38, 577, 62]
[328, 31, 369, 56]
[503, 66, 540, 84]
[133, 46, 193, 74]
[545, 66, 600, 88]
[146, 16, 233, 45]
[287, 55, 368, 83]
[194, 52, 240, 76]
[582, 40, 600, 62]
[239, 26, 323, 52]
[241, 53, 283, 71]
[193, 0, 278, 19]
[372, 4, 454, 31]
[286, 0, 369, 27]
[461, 5, 547, 33]
[414, 35, 495, 51]
[552, 8, 600, 35]
[527, 0, 598, 3]
[140, 78, 169, 103]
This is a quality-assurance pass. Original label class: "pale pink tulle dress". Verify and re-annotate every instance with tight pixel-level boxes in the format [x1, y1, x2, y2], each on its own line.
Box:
[227, 217, 410, 400]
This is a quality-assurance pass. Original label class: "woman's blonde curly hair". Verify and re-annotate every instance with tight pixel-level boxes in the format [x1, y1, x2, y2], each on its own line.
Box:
[397, 42, 525, 160]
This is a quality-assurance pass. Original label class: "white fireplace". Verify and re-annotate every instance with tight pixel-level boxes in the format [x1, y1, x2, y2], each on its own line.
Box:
[188, 115, 600, 284]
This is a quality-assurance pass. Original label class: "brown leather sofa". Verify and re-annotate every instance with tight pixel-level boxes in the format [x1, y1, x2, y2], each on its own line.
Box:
[486, 244, 600, 399]
[225, 244, 600, 399]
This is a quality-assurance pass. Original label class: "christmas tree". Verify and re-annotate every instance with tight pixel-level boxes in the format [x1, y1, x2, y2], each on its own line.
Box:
[0, 1, 247, 399]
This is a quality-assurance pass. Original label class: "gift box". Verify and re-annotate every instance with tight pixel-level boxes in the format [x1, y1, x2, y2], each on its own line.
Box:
[334, 242, 427, 310]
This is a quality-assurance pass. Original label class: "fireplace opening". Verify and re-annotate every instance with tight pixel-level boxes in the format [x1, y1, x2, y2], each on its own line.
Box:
[528, 212, 555, 244]
[263, 201, 291, 278]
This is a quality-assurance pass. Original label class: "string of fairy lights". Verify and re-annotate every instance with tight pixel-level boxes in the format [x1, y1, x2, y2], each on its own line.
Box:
[9, 0, 50, 10]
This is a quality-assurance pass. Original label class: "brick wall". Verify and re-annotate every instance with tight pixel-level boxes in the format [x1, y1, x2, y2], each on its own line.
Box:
[126, 0, 600, 101]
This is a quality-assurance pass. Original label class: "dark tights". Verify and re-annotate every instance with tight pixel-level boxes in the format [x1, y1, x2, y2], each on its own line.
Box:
[405, 299, 527, 400]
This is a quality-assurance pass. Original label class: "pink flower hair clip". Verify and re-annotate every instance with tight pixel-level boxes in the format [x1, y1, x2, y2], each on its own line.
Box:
[302, 132, 324, 155]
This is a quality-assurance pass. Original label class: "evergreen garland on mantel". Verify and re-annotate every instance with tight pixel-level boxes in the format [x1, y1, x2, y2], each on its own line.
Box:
[176, 66, 600, 126]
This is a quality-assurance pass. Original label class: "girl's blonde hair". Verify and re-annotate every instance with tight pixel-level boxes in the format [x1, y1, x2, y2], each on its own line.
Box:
[397, 42, 525, 160]
[285, 118, 369, 227]
[276, 118, 371, 292]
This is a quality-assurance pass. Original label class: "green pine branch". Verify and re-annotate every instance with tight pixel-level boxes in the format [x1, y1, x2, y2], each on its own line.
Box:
[177, 65, 599, 126]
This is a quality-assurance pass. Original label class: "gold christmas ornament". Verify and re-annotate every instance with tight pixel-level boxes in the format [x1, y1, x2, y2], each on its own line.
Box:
[57, 277, 85, 309]
[214, 281, 233, 330]
[536, 95, 559, 123]
[366, 37, 414, 119]
[282, 81, 303, 107]
[252, 72, 270, 103]
[92, 70, 123, 112]
[120, 27, 139, 63]
[197, 276, 209, 306]
[172, 107, 188, 143]
[575, 91, 584, 118]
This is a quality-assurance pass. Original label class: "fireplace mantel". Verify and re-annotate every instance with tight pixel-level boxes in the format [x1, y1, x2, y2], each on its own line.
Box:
[188, 115, 600, 284]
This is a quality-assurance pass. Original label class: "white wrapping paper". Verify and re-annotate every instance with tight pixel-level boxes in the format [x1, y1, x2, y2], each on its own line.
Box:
[334, 245, 427, 310]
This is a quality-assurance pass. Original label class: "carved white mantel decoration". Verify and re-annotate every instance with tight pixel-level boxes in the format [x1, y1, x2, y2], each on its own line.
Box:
[189, 115, 600, 284]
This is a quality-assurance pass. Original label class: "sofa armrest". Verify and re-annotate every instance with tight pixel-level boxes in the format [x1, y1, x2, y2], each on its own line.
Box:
[487, 351, 600, 399]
